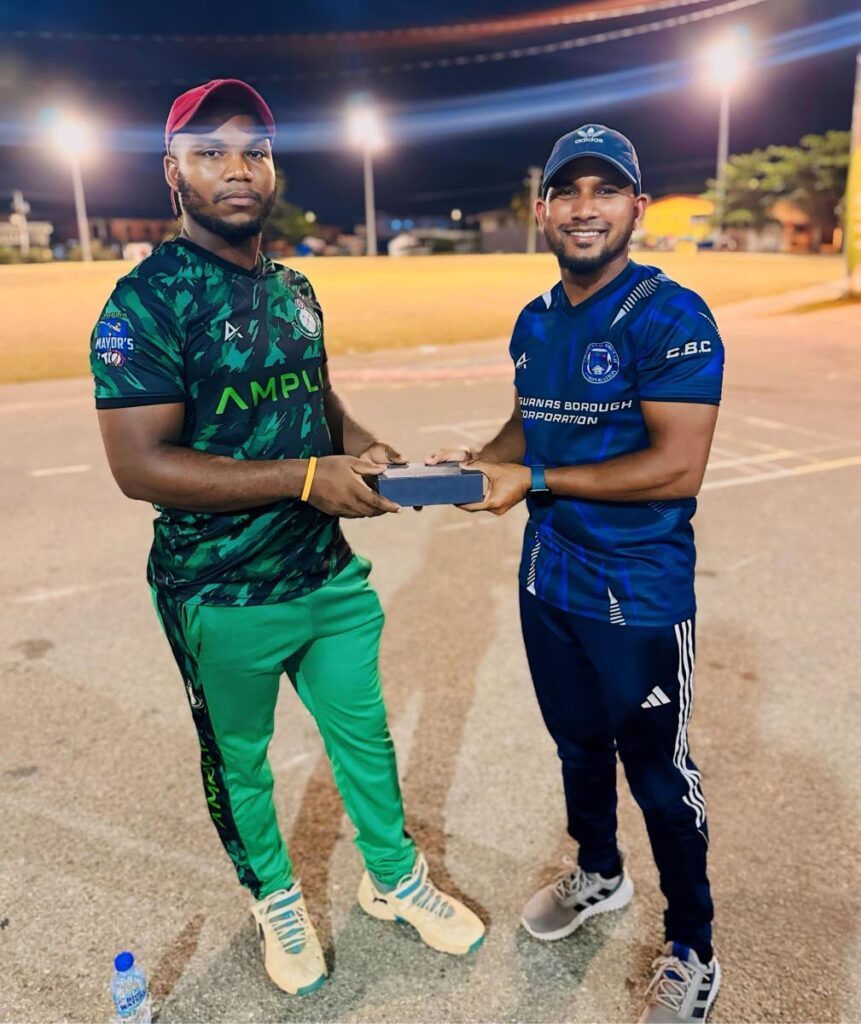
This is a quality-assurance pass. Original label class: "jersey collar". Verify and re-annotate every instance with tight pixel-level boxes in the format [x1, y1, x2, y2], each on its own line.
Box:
[172, 235, 270, 279]
[556, 259, 638, 318]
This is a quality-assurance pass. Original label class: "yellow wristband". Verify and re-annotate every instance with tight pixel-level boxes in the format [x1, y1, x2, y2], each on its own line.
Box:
[301, 456, 318, 502]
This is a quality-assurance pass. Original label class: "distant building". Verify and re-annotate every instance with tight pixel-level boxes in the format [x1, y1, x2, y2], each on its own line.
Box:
[642, 195, 714, 249]
[640, 193, 842, 254]
[0, 218, 53, 248]
[729, 199, 841, 255]
[387, 228, 479, 256]
[90, 218, 176, 247]
[474, 208, 548, 254]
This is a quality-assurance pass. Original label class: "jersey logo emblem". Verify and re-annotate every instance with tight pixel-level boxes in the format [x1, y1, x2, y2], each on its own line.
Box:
[582, 342, 620, 384]
[294, 296, 322, 339]
[224, 320, 243, 342]
[515, 352, 529, 371]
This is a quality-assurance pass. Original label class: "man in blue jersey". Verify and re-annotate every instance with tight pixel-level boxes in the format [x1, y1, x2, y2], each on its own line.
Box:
[428, 125, 723, 1023]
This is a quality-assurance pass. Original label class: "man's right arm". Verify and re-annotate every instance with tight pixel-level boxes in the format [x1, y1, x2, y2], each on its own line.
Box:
[97, 402, 399, 518]
[425, 389, 526, 466]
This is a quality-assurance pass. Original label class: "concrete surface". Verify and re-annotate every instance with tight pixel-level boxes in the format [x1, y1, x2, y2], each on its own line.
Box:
[1, 283, 859, 1023]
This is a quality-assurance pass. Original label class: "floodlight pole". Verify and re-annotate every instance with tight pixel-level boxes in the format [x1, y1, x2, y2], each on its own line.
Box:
[714, 82, 731, 236]
[846, 51, 861, 296]
[363, 144, 378, 257]
[526, 165, 542, 254]
[70, 151, 93, 262]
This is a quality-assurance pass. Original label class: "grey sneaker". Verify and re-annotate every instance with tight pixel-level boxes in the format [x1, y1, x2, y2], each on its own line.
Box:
[638, 942, 721, 1023]
[520, 856, 634, 941]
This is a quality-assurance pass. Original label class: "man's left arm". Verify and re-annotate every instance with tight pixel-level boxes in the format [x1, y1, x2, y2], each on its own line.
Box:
[322, 364, 406, 466]
[464, 288, 724, 514]
[464, 402, 718, 513]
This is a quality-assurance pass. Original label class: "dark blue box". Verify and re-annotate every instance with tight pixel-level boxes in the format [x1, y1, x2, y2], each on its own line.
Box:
[374, 462, 485, 507]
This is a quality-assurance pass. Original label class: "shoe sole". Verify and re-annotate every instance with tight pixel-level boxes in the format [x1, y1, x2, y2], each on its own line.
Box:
[296, 974, 327, 997]
[357, 876, 486, 956]
[520, 872, 635, 942]
[703, 960, 721, 1021]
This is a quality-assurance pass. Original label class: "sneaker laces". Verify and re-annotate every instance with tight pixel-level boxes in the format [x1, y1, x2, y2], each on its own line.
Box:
[265, 888, 309, 954]
[644, 954, 702, 1013]
[553, 855, 594, 901]
[397, 859, 455, 919]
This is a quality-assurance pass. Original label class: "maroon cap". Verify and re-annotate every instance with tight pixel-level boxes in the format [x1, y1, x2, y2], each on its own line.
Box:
[164, 78, 275, 151]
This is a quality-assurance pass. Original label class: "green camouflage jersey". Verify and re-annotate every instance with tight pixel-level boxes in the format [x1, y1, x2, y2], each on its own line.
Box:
[90, 236, 352, 606]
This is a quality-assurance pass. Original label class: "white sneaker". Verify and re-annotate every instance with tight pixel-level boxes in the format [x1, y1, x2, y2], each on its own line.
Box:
[639, 942, 721, 1023]
[357, 852, 486, 955]
[520, 855, 634, 940]
[250, 882, 327, 996]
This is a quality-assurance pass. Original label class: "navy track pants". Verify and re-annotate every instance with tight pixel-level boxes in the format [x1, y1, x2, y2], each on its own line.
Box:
[520, 586, 714, 960]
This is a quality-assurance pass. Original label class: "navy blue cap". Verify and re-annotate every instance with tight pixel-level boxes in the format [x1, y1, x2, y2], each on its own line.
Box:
[114, 952, 134, 972]
[542, 124, 642, 196]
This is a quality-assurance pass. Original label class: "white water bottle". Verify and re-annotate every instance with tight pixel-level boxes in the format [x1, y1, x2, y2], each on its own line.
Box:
[110, 951, 152, 1024]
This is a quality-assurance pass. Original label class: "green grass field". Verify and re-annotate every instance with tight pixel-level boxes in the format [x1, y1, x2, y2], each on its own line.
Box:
[0, 251, 844, 385]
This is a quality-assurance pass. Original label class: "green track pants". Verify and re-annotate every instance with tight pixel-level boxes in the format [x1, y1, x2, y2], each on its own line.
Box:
[152, 555, 416, 899]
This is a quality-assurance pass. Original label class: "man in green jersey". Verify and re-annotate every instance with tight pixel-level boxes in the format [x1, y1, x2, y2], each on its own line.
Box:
[90, 79, 484, 997]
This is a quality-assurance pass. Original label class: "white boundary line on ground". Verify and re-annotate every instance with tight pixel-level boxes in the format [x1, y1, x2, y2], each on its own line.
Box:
[731, 413, 845, 444]
[419, 418, 502, 435]
[0, 396, 91, 413]
[27, 464, 91, 478]
[707, 447, 797, 469]
[702, 455, 861, 491]
[14, 577, 137, 604]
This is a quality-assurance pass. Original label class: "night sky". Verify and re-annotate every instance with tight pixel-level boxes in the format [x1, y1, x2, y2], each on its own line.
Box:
[1, 0, 858, 228]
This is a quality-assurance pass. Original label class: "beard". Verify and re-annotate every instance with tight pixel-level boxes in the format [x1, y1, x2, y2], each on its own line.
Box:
[176, 173, 276, 244]
[544, 210, 636, 276]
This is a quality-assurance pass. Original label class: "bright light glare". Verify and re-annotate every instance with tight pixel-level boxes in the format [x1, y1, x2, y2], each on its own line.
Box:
[305, 210, 317, 223]
[346, 100, 386, 151]
[46, 111, 93, 158]
[451, 208, 463, 222]
[704, 29, 752, 88]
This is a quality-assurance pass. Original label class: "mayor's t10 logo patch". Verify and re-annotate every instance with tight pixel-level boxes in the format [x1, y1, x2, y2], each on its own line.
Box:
[94, 318, 135, 367]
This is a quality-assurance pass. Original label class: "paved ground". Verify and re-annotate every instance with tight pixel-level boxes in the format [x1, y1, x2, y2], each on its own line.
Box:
[1, 282, 859, 1023]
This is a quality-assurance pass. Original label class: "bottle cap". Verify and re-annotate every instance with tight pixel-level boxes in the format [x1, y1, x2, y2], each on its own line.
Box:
[114, 951, 135, 972]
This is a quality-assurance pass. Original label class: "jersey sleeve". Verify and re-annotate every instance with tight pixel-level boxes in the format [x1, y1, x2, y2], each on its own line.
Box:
[635, 288, 724, 405]
[90, 275, 186, 409]
[508, 309, 528, 386]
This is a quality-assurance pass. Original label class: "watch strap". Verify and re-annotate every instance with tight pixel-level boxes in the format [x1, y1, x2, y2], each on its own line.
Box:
[530, 465, 549, 493]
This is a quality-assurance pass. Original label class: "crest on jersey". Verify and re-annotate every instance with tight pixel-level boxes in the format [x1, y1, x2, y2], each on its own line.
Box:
[582, 341, 620, 383]
[294, 296, 322, 339]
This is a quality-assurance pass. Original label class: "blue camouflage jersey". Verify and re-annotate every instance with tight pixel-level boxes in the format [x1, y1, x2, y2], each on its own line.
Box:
[511, 260, 724, 627]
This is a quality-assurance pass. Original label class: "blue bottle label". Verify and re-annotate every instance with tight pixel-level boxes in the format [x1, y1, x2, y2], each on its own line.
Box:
[116, 988, 145, 1015]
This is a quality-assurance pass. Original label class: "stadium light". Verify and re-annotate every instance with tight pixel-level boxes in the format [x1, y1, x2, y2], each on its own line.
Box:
[346, 97, 386, 256]
[46, 111, 94, 262]
[703, 28, 752, 237]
